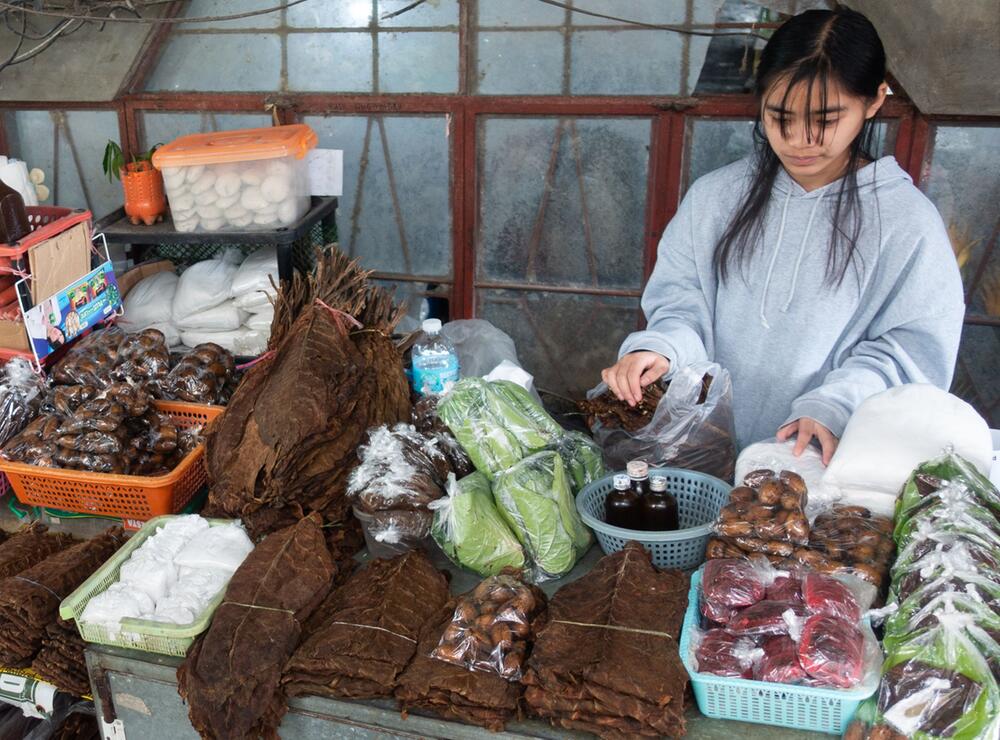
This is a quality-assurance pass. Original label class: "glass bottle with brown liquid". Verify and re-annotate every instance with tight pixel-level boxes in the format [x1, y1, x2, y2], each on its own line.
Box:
[0, 178, 30, 245]
[643, 474, 680, 531]
[605, 473, 641, 530]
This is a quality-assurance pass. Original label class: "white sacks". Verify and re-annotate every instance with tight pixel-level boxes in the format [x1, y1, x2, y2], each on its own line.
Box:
[172, 251, 242, 325]
[822, 384, 993, 516]
[120, 271, 182, 346]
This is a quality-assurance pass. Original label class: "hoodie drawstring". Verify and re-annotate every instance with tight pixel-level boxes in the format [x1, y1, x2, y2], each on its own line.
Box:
[759, 188, 792, 329]
[781, 189, 827, 313]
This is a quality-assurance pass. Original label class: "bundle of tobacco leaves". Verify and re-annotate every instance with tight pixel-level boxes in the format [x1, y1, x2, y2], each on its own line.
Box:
[204, 248, 411, 542]
[577, 383, 665, 433]
[177, 514, 335, 740]
[0, 523, 75, 579]
[32, 617, 90, 697]
[0, 528, 122, 667]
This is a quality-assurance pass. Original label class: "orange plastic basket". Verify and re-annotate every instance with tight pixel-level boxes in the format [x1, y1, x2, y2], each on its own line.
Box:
[0, 401, 223, 521]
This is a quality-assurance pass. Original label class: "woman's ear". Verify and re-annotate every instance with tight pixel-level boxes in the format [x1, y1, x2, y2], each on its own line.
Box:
[866, 82, 889, 119]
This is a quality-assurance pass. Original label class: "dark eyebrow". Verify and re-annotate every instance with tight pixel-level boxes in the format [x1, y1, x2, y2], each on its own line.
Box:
[764, 105, 848, 115]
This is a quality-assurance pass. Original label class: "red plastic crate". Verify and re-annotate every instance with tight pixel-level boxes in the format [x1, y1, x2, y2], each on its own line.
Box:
[0, 207, 92, 259]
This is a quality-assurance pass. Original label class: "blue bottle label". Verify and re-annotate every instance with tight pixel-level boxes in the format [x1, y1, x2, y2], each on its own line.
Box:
[412, 355, 459, 395]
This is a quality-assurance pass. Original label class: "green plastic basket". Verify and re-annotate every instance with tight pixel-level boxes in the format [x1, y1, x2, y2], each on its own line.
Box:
[60, 515, 238, 657]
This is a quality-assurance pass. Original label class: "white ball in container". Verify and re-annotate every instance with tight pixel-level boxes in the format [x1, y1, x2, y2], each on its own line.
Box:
[174, 216, 200, 233]
[229, 212, 253, 228]
[261, 174, 290, 204]
[216, 192, 240, 210]
[215, 171, 242, 198]
[265, 159, 292, 180]
[241, 164, 265, 186]
[240, 186, 268, 212]
[277, 199, 299, 225]
[195, 188, 218, 206]
[196, 204, 222, 220]
[189, 169, 217, 195]
[184, 165, 205, 184]
[201, 217, 225, 231]
[223, 204, 248, 221]
[171, 208, 196, 223]
[253, 210, 278, 226]
[162, 167, 185, 190]
[171, 192, 195, 212]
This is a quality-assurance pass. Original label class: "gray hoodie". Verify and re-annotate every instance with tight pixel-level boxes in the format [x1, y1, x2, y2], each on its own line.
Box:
[619, 156, 965, 449]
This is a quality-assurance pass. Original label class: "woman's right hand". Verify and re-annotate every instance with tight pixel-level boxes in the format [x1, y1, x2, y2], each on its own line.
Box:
[601, 352, 671, 407]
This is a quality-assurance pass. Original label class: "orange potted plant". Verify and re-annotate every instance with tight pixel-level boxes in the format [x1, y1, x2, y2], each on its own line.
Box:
[103, 141, 166, 226]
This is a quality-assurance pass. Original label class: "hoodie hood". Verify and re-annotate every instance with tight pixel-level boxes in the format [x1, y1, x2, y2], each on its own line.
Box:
[759, 156, 912, 328]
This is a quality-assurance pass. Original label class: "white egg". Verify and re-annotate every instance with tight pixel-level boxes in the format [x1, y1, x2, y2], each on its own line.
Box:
[260, 174, 290, 204]
[189, 170, 217, 195]
[253, 210, 278, 225]
[162, 167, 185, 189]
[228, 213, 254, 228]
[240, 165, 264, 186]
[184, 165, 205, 184]
[171, 192, 195, 211]
[201, 217, 225, 231]
[223, 204, 248, 220]
[215, 192, 240, 209]
[240, 186, 268, 211]
[196, 204, 222, 219]
[174, 216, 200, 232]
[171, 208, 195, 222]
[265, 159, 292, 179]
[214, 171, 242, 198]
[277, 199, 299, 225]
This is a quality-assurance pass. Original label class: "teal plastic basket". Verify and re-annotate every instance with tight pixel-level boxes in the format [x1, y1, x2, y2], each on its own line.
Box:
[576, 467, 730, 570]
[680, 569, 877, 735]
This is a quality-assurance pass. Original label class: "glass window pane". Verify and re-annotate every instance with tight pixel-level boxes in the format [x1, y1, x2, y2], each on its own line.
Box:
[379, 32, 459, 92]
[476, 289, 639, 397]
[683, 118, 754, 195]
[479, 117, 651, 290]
[379, 0, 459, 27]
[694, 0, 772, 94]
[182, 0, 281, 29]
[477, 0, 565, 27]
[139, 112, 274, 150]
[921, 125, 1000, 307]
[571, 30, 683, 95]
[303, 115, 451, 277]
[146, 34, 281, 91]
[953, 326, 1000, 427]
[287, 33, 373, 92]
[4, 110, 124, 220]
[288, 1, 372, 27]
[569, 0, 686, 26]
[476, 31, 564, 94]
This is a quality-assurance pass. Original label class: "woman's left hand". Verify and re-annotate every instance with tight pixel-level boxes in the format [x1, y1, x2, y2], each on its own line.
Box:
[777, 418, 839, 465]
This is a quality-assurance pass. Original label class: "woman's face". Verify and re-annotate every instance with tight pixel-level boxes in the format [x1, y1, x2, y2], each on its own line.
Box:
[761, 76, 887, 189]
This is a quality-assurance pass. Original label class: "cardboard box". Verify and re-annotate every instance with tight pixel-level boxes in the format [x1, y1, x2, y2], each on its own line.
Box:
[0, 316, 29, 352]
[28, 221, 92, 303]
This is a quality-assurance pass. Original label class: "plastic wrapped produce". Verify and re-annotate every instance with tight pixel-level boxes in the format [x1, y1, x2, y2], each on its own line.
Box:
[431, 473, 526, 577]
[755, 635, 807, 684]
[728, 600, 807, 637]
[347, 424, 449, 514]
[438, 378, 562, 480]
[548, 432, 605, 493]
[701, 558, 769, 607]
[156, 343, 235, 404]
[896, 452, 1000, 527]
[767, 575, 803, 603]
[111, 328, 171, 385]
[798, 614, 865, 689]
[492, 451, 591, 581]
[802, 572, 871, 623]
[431, 573, 546, 680]
[51, 325, 125, 387]
[692, 628, 762, 678]
[0, 358, 45, 447]
[713, 470, 810, 545]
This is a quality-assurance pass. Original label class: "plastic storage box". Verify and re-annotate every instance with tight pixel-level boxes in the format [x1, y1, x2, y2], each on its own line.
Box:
[152, 124, 318, 233]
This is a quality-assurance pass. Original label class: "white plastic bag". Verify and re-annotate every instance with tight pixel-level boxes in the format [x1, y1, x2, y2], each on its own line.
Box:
[120, 270, 178, 331]
[172, 250, 242, 322]
[245, 306, 273, 332]
[174, 300, 249, 332]
[440, 319, 521, 378]
[231, 247, 278, 310]
[735, 438, 835, 517]
[181, 327, 266, 355]
[822, 385, 992, 516]
[174, 523, 253, 574]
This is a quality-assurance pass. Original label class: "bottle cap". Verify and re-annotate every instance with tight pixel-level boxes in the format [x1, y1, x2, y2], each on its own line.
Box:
[626, 461, 649, 478]
[422, 318, 442, 334]
[612, 474, 630, 490]
[650, 475, 668, 492]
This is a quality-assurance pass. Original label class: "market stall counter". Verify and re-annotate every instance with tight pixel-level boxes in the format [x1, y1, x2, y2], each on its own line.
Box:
[81, 547, 829, 740]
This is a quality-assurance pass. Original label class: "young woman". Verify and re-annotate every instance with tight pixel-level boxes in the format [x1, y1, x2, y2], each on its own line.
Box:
[602, 8, 964, 463]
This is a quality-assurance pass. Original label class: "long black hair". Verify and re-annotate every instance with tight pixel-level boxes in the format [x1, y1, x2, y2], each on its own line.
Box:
[714, 8, 887, 286]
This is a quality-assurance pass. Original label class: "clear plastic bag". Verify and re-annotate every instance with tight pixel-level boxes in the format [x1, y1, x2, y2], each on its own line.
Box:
[439, 319, 520, 379]
[584, 361, 736, 482]
[756, 635, 807, 684]
[430, 573, 546, 680]
[112, 328, 171, 385]
[347, 424, 450, 513]
[798, 614, 867, 689]
[51, 324, 126, 387]
[691, 627, 763, 678]
[230, 246, 278, 311]
[155, 343, 235, 404]
[701, 558, 773, 608]
[736, 438, 830, 508]
[728, 600, 807, 637]
[548, 431, 606, 493]
[172, 250, 242, 322]
[0, 357, 45, 446]
[430, 472, 526, 577]
[714, 469, 811, 545]
[802, 572, 876, 624]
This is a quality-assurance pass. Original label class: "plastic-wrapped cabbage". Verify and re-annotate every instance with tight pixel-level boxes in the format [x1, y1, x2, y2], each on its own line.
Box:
[873, 618, 1000, 740]
[438, 378, 563, 480]
[895, 452, 1000, 531]
[894, 493, 1000, 557]
[430, 472, 526, 577]
[493, 451, 592, 581]
[550, 432, 605, 493]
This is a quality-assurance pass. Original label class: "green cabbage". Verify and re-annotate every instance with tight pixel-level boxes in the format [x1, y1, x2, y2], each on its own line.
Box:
[493, 451, 592, 581]
[551, 431, 606, 493]
[431, 472, 526, 577]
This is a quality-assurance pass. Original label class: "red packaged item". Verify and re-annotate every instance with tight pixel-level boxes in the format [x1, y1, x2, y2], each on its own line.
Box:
[729, 600, 806, 637]
[700, 595, 736, 625]
[694, 629, 761, 679]
[702, 558, 766, 608]
[755, 635, 807, 684]
[767, 575, 803, 603]
[798, 615, 864, 689]
[802, 572, 861, 622]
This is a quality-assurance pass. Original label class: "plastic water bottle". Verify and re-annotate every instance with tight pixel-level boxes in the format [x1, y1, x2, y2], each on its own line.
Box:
[411, 318, 459, 396]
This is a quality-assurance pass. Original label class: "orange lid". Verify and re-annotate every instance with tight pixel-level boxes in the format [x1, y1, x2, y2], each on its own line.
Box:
[152, 124, 318, 168]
